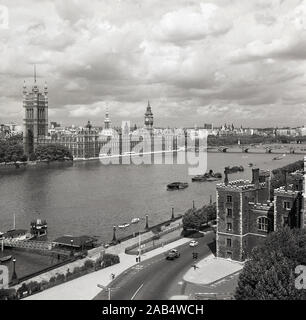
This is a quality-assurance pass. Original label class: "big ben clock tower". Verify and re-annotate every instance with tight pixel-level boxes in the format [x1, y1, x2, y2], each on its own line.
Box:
[144, 100, 153, 133]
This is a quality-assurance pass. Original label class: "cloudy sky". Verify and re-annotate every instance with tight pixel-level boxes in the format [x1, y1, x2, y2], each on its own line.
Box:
[0, 0, 306, 128]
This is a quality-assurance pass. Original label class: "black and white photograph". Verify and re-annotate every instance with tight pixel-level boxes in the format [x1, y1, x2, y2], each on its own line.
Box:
[0, 0, 306, 311]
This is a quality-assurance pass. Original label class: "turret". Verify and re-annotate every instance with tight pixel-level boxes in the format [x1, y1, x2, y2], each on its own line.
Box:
[23, 80, 27, 96]
[44, 81, 48, 95]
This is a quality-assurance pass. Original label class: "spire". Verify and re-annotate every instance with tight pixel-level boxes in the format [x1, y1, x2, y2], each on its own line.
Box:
[23, 80, 27, 95]
[147, 100, 152, 112]
[44, 81, 48, 95]
[34, 64, 37, 83]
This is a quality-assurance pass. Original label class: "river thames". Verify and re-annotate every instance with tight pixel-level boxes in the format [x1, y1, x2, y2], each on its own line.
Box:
[0, 151, 303, 243]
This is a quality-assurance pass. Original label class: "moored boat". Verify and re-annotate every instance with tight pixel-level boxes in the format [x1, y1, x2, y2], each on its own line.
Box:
[0, 255, 12, 263]
[118, 223, 130, 229]
[167, 182, 189, 190]
[131, 218, 140, 224]
[191, 170, 222, 182]
[225, 165, 244, 173]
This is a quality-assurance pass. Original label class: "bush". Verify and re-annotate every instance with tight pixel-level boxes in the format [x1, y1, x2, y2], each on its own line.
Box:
[95, 253, 120, 270]
[55, 273, 65, 283]
[84, 259, 95, 270]
[152, 226, 162, 234]
[0, 288, 17, 300]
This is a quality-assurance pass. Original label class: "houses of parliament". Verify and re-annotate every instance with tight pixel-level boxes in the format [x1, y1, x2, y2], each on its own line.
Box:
[22, 76, 184, 159]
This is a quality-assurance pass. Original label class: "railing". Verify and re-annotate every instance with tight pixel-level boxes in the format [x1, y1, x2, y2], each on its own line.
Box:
[4, 239, 52, 251]
[124, 223, 183, 254]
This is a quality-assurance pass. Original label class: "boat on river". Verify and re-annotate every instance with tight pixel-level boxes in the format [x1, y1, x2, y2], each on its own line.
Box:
[118, 223, 130, 229]
[192, 170, 222, 182]
[131, 218, 140, 224]
[167, 182, 189, 190]
[0, 255, 12, 263]
[225, 165, 244, 173]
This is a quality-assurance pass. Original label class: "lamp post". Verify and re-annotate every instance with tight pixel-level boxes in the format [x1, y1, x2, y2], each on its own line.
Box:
[112, 226, 117, 243]
[192, 200, 195, 209]
[0, 232, 3, 252]
[97, 284, 119, 300]
[12, 257, 17, 283]
[145, 215, 149, 229]
[171, 207, 174, 220]
[70, 239, 74, 257]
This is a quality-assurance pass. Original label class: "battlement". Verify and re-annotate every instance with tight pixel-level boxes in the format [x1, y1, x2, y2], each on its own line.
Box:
[217, 179, 267, 192]
[274, 186, 300, 196]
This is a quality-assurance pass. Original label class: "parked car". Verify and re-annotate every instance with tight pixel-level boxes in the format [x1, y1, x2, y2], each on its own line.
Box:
[166, 249, 180, 260]
[189, 240, 199, 247]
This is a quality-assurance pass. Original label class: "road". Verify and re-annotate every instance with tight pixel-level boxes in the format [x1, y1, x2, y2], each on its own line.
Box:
[94, 232, 215, 300]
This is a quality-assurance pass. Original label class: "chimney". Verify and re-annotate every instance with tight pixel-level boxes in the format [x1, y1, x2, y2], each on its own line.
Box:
[252, 168, 260, 189]
[224, 168, 229, 185]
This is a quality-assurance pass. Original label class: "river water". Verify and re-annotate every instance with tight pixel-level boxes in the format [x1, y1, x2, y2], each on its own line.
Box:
[0, 151, 303, 243]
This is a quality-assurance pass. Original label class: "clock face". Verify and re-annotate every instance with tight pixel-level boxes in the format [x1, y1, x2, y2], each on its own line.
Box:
[145, 117, 149, 122]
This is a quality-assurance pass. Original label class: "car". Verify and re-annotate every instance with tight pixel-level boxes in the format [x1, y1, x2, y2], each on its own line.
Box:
[189, 240, 199, 247]
[166, 249, 180, 260]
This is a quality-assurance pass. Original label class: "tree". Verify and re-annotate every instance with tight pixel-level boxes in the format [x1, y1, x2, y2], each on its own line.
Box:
[0, 134, 26, 163]
[270, 160, 304, 198]
[182, 203, 216, 230]
[235, 228, 306, 300]
[34, 144, 73, 161]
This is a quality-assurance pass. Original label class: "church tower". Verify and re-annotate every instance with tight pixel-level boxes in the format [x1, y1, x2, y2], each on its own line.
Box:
[23, 66, 48, 156]
[144, 100, 153, 133]
[104, 108, 111, 130]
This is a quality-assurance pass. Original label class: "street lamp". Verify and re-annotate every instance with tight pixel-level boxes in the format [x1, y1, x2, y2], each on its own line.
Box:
[171, 207, 174, 220]
[0, 232, 4, 252]
[145, 215, 149, 229]
[97, 284, 119, 300]
[70, 239, 74, 257]
[112, 226, 117, 243]
[12, 257, 18, 283]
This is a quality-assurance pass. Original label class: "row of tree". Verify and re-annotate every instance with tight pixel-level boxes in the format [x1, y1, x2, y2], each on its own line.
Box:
[270, 159, 304, 197]
[31, 144, 73, 162]
[0, 134, 73, 163]
[207, 134, 304, 146]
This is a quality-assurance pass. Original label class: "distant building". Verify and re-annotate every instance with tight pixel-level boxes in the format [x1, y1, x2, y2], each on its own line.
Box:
[144, 101, 154, 133]
[50, 122, 100, 159]
[276, 128, 298, 137]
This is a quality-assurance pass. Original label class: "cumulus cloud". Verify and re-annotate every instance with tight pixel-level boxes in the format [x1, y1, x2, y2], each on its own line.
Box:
[0, 0, 306, 128]
[154, 3, 232, 43]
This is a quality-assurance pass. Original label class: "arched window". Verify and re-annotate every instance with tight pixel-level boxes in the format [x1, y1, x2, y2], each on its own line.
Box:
[258, 217, 268, 232]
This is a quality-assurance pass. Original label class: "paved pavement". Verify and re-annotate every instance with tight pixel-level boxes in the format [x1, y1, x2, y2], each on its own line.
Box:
[183, 255, 243, 285]
[94, 232, 215, 300]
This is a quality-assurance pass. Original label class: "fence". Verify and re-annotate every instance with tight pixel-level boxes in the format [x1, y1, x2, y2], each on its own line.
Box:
[125, 223, 183, 254]
[127, 235, 182, 255]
